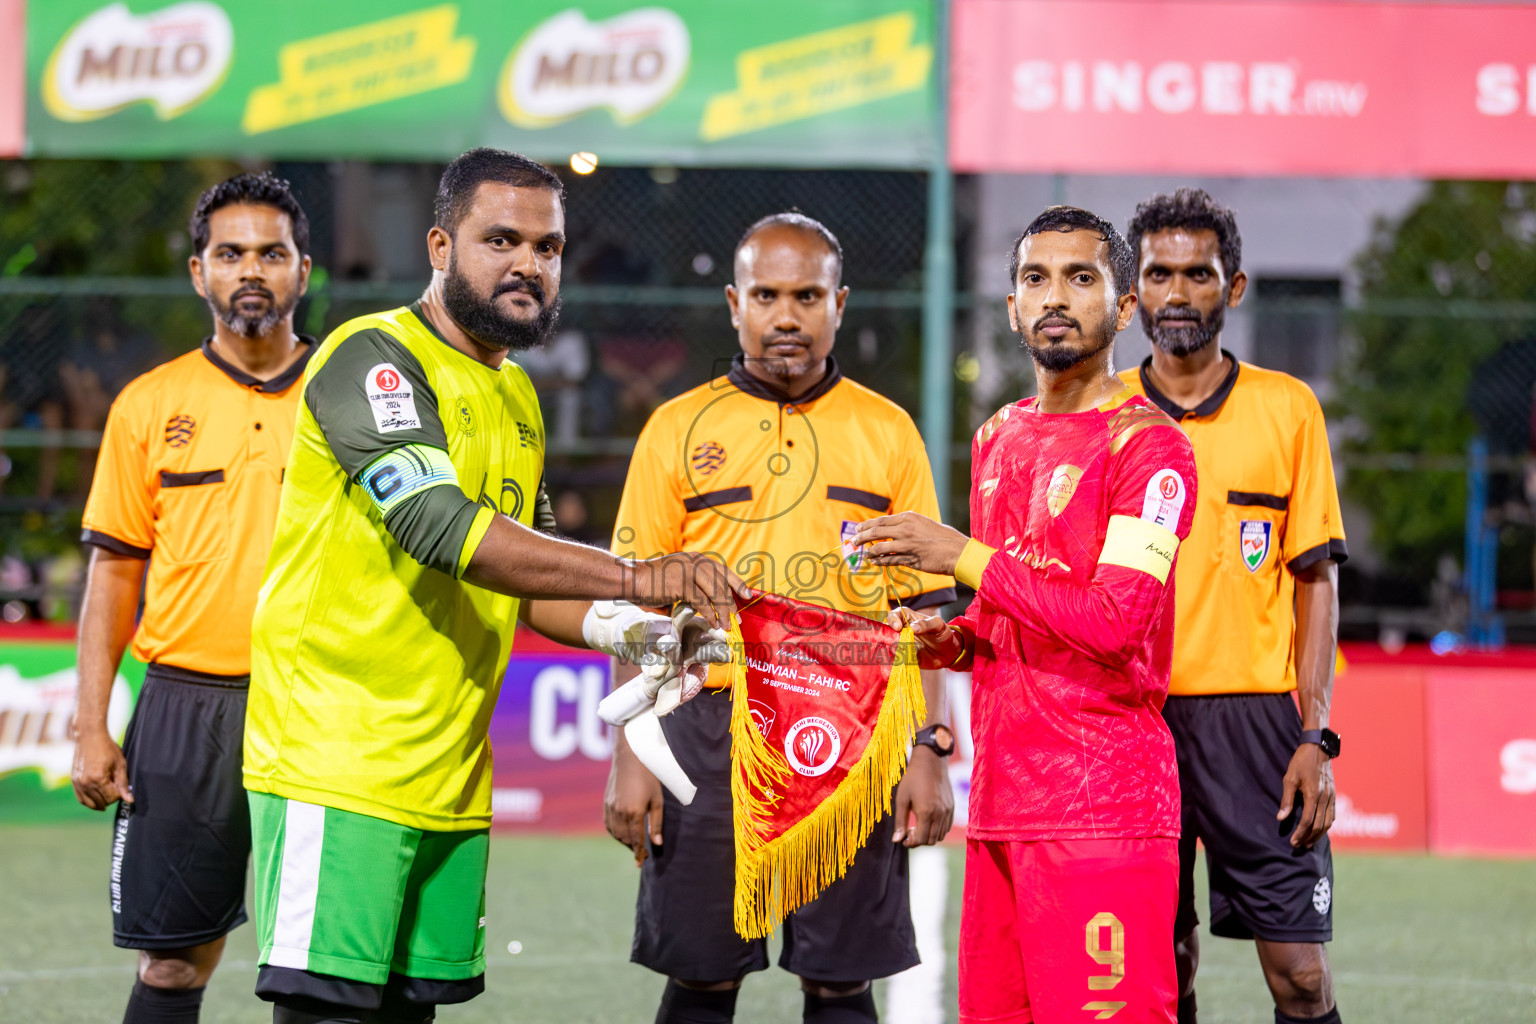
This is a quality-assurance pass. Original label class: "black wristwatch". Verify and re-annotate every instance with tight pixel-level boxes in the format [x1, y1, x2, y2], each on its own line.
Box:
[1299, 728, 1341, 759]
[913, 724, 956, 758]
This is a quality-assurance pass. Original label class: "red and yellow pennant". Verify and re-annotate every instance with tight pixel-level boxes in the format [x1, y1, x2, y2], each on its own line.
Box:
[723, 593, 924, 939]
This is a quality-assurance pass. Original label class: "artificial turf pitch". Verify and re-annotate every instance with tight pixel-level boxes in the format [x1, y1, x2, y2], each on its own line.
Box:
[2, 824, 1533, 1023]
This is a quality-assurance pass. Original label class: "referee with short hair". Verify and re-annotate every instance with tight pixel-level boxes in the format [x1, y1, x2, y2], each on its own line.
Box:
[70, 173, 314, 1024]
[1121, 189, 1347, 1024]
[605, 212, 957, 1024]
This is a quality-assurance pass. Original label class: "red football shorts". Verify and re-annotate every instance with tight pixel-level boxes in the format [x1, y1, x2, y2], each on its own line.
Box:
[958, 837, 1178, 1024]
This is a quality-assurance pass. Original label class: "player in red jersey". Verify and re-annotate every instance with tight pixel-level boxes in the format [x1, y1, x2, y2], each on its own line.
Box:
[852, 206, 1197, 1024]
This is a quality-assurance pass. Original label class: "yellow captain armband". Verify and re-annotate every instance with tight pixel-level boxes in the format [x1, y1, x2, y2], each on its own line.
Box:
[1098, 515, 1179, 584]
[954, 539, 998, 590]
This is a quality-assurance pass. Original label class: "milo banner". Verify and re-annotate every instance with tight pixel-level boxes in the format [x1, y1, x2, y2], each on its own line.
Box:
[25, 0, 936, 166]
[0, 638, 142, 824]
[725, 593, 923, 939]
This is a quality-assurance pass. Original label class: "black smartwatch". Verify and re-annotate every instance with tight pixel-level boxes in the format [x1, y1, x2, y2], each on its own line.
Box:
[1298, 728, 1341, 759]
[913, 724, 956, 758]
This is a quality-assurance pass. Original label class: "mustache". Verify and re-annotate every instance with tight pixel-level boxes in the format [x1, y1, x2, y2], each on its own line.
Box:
[1032, 313, 1080, 333]
[760, 332, 813, 348]
[494, 278, 546, 304]
[1153, 309, 1206, 326]
[229, 286, 274, 303]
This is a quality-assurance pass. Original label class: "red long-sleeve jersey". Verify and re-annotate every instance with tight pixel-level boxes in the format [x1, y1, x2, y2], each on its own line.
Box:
[952, 391, 1197, 841]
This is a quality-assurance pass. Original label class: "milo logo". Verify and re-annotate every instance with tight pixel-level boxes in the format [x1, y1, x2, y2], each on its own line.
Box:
[0, 665, 132, 784]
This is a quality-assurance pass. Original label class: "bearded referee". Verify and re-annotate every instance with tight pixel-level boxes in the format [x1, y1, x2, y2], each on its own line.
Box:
[71, 172, 315, 1024]
[1121, 189, 1346, 1024]
[243, 149, 738, 1024]
[605, 212, 956, 1024]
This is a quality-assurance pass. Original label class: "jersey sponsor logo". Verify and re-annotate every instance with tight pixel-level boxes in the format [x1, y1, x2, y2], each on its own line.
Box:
[1312, 877, 1332, 915]
[691, 441, 726, 475]
[1046, 464, 1083, 517]
[1240, 519, 1273, 572]
[365, 362, 421, 433]
[163, 414, 196, 448]
[515, 421, 541, 450]
[1140, 468, 1186, 527]
[784, 716, 841, 777]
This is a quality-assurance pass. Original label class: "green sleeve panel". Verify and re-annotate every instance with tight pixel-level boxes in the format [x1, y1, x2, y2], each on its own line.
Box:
[358, 444, 483, 577]
[533, 478, 556, 534]
[305, 327, 448, 478]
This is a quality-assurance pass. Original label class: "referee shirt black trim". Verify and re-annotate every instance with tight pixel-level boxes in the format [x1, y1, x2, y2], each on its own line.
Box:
[81, 529, 151, 559]
[160, 469, 225, 488]
[1288, 538, 1350, 573]
[726, 353, 843, 406]
[899, 587, 957, 611]
[1227, 490, 1287, 510]
[827, 486, 891, 513]
[1138, 350, 1240, 419]
[200, 335, 317, 393]
[683, 486, 753, 513]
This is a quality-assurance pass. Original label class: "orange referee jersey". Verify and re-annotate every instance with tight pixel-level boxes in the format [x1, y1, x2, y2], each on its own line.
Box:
[615, 355, 955, 687]
[82, 339, 314, 677]
[1120, 352, 1346, 696]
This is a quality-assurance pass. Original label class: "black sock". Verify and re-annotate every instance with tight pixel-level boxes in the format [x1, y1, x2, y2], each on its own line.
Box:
[122, 980, 205, 1024]
[1178, 990, 1198, 1024]
[1276, 1008, 1341, 1024]
[803, 986, 878, 1023]
[270, 995, 370, 1024]
[655, 979, 740, 1024]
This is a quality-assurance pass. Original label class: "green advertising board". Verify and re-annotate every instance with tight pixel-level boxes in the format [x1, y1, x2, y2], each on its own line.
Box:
[25, 0, 936, 166]
[0, 641, 144, 823]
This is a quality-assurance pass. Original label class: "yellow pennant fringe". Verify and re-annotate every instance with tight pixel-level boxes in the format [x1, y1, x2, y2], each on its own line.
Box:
[727, 617, 926, 939]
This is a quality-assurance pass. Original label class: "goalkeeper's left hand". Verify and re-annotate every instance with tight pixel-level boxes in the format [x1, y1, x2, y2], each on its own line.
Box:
[591, 603, 731, 726]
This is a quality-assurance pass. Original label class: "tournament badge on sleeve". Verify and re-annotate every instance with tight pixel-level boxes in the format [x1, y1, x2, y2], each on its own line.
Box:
[722, 593, 925, 939]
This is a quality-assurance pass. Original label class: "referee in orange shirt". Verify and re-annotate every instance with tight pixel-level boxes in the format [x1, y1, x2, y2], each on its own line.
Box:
[1120, 189, 1346, 1024]
[605, 213, 956, 1024]
[70, 173, 314, 1024]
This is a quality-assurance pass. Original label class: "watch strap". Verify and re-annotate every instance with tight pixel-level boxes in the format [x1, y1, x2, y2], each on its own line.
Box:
[913, 724, 954, 757]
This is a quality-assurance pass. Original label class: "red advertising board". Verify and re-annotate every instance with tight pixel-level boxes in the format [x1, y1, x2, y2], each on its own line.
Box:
[1326, 663, 1428, 852]
[951, 1, 1536, 178]
[0, 0, 23, 157]
[1426, 669, 1536, 856]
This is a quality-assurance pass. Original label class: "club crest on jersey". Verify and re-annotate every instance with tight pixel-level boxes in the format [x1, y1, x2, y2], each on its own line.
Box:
[365, 362, 420, 433]
[784, 717, 841, 777]
[691, 441, 726, 475]
[1141, 469, 1186, 528]
[454, 396, 475, 436]
[1045, 464, 1083, 517]
[1240, 520, 1272, 572]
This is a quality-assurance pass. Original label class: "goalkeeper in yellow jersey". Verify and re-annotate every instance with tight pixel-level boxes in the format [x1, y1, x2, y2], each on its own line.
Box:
[243, 149, 740, 1024]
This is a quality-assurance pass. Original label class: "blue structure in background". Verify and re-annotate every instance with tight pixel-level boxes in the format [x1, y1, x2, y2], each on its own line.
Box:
[1464, 436, 1504, 650]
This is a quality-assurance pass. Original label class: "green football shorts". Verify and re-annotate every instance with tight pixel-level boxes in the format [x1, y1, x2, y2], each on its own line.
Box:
[250, 792, 488, 985]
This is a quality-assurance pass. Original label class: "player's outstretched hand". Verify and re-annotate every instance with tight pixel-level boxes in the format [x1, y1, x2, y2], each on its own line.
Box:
[71, 727, 132, 811]
[630, 552, 747, 629]
[1278, 742, 1337, 849]
[606, 732, 664, 866]
[887, 606, 968, 671]
[851, 512, 970, 576]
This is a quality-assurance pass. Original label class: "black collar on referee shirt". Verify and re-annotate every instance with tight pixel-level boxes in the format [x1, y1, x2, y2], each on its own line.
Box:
[1138, 349, 1240, 420]
[201, 335, 317, 393]
[726, 352, 844, 406]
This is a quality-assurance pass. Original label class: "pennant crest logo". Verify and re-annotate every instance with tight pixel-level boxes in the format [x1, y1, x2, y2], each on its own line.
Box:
[1240, 520, 1272, 572]
[1045, 464, 1083, 517]
[784, 717, 841, 777]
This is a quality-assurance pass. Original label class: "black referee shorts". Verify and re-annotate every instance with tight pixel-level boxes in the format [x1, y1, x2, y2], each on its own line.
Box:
[633, 688, 919, 983]
[1164, 693, 1334, 945]
[111, 662, 252, 950]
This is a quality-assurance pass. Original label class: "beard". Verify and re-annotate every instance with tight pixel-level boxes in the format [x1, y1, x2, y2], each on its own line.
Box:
[443, 254, 562, 353]
[751, 333, 817, 381]
[1017, 313, 1116, 372]
[207, 282, 296, 339]
[1141, 302, 1225, 357]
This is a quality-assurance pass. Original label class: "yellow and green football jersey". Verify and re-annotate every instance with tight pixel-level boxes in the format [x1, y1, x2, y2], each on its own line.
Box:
[245, 303, 546, 831]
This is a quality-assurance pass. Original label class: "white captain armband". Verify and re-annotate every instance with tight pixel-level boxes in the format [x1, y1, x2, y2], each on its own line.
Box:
[358, 445, 459, 516]
[1098, 514, 1179, 584]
